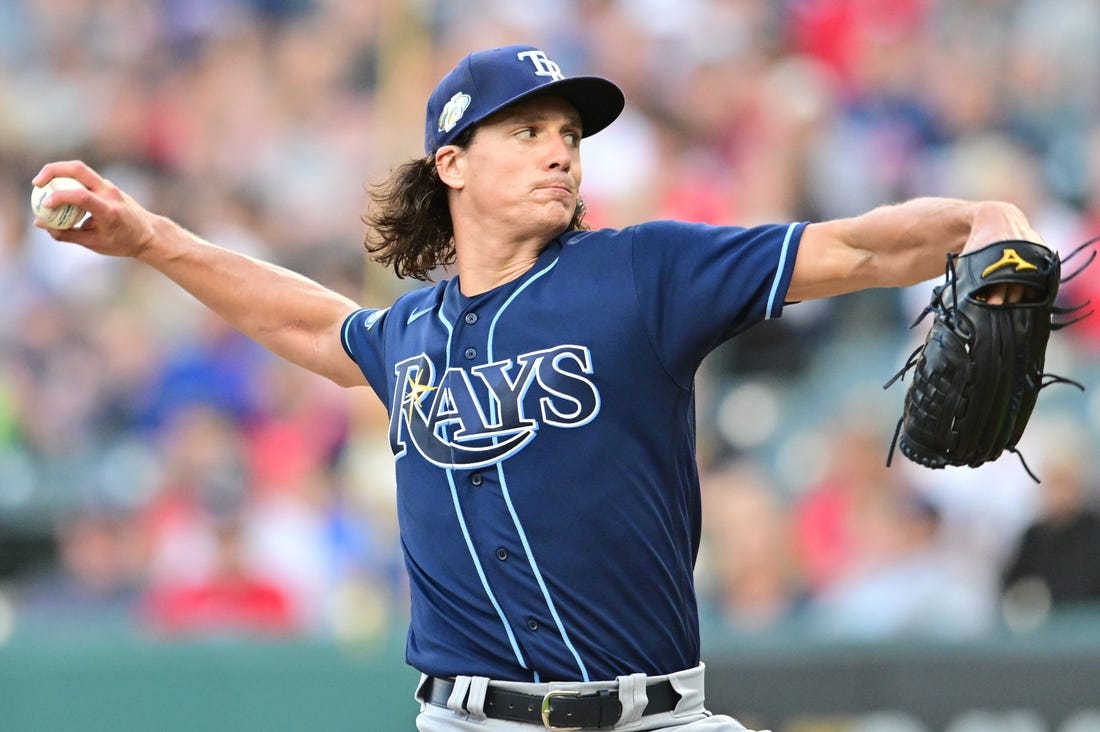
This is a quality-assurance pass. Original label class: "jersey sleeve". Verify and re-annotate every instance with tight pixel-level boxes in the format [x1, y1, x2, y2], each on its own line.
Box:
[340, 307, 391, 403]
[629, 219, 805, 381]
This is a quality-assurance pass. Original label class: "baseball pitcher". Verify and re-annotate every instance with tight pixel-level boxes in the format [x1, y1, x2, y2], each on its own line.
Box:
[34, 45, 1064, 731]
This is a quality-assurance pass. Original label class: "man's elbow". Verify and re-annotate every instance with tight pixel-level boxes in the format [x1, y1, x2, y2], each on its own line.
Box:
[329, 369, 369, 389]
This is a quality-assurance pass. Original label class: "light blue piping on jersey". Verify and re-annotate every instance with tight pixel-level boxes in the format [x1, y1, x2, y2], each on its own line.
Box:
[765, 222, 800, 319]
[436, 306, 530, 673]
[488, 256, 592, 683]
[340, 311, 357, 350]
[445, 467, 529, 671]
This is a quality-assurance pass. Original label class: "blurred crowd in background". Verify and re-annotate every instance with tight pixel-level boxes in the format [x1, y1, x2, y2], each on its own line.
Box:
[2, 0, 1100, 648]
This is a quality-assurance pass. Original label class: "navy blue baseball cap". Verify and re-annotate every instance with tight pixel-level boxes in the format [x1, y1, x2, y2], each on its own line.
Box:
[424, 45, 625, 154]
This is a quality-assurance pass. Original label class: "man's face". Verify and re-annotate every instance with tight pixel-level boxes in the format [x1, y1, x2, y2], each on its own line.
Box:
[450, 95, 585, 239]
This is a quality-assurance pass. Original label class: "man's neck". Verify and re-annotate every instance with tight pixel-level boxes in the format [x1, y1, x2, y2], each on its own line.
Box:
[452, 230, 555, 297]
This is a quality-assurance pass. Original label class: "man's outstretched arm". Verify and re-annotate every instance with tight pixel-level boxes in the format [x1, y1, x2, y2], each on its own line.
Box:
[789, 198, 1043, 303]
[33, 160, 369, 388]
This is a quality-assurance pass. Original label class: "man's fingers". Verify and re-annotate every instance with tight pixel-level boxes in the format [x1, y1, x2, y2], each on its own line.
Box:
[36, 215, 92, 240]
[32, 160, 107, 192]
[982, 284, 1028, 305]
[32, 163, 116, 221]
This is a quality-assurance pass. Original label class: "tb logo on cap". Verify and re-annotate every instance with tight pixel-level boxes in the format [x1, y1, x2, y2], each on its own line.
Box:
[517, 50, 565, 81]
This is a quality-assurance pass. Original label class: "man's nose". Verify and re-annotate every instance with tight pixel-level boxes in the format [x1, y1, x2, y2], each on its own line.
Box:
[545, 137, 573, 170]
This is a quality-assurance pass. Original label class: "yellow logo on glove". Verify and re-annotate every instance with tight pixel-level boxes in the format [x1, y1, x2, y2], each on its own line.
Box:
[982, 247, 1039, 278]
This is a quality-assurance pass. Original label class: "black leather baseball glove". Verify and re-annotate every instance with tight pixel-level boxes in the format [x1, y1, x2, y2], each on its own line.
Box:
[884, 238, 1094, 480]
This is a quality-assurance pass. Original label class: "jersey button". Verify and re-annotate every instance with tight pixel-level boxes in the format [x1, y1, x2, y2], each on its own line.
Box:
[464, 347, 477, 359]
[464, 313, 478, 325]
[470, 473, 483, 486]
[526, 618, 539, 631]
[495, 547, 508, 561]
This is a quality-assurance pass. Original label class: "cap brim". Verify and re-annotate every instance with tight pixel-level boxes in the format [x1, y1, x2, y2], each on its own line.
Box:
[485, 76, 625, 139]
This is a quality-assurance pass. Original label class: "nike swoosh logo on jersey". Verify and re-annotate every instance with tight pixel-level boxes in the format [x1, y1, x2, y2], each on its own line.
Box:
[407, 306, 433, 325]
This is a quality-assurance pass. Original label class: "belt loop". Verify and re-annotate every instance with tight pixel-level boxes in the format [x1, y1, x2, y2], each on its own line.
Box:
[667, 663, 706, 716]
[414, 673, 431, 707]
[614, 672, 648, 726]
[465, 676, 490, 721]
[446, 675, 473, 716]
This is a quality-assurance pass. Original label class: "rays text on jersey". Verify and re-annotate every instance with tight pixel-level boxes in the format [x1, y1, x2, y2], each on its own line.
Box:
[389, 345, 601, 469]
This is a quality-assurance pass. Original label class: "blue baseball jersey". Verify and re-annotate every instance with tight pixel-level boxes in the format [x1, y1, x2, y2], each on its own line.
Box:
[341, 219, 805, 683]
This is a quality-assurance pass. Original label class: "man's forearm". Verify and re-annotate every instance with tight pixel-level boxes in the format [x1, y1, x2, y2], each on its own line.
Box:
[836, 197, 976, 287]
[854, 197, 1042, 287]
[790, 198, 1042, 301]
[139, 215, 363, 384]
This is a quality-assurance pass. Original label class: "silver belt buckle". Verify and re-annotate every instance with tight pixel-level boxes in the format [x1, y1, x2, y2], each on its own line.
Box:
[540, 689, 581, 730]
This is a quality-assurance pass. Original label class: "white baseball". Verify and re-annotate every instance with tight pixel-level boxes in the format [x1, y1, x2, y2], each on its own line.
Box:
[31, 176, 88, 230]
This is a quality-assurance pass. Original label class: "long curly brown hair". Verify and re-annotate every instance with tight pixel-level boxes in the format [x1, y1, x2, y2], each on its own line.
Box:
[363, 129, 590, 281]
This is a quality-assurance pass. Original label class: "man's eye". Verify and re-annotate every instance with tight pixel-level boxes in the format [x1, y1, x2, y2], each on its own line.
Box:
[517, 128, 535, 139]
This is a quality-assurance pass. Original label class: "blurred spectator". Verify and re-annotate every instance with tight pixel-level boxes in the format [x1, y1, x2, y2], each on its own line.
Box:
[141, 312, 269, 431]
[1058, 123, 1100, 353]
[699, 461, 807, 634]
[1002, 424, 1100, 610]
[810, 484, 992, 640]
[791, 414, 997, 639]
[142, 508, 297, 637]
[245, 357, 348, 499]
[14, 502, 143, 632]
[792, 418, 907, 595]
[136, 405, 252, 587]
[137, 404, 299, 636]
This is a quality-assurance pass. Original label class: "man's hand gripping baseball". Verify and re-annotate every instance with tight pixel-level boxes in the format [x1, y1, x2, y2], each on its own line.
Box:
[33, 160, 161, 260]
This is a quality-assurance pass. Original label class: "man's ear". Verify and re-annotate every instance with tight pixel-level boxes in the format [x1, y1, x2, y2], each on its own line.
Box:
[435, 146, 465, 190]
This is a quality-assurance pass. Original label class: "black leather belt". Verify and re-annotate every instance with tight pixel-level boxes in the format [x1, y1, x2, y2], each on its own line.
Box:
[423, 675, 680, 730]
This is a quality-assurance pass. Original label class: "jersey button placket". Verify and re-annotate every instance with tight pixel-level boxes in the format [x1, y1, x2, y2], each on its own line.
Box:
[470, 473, 483, 486]
[464, 347, 477, 360]
[464, 312, 478, 325]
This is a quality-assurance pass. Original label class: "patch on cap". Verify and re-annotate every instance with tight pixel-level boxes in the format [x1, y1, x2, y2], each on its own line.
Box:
[438, 92, 472, 135]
